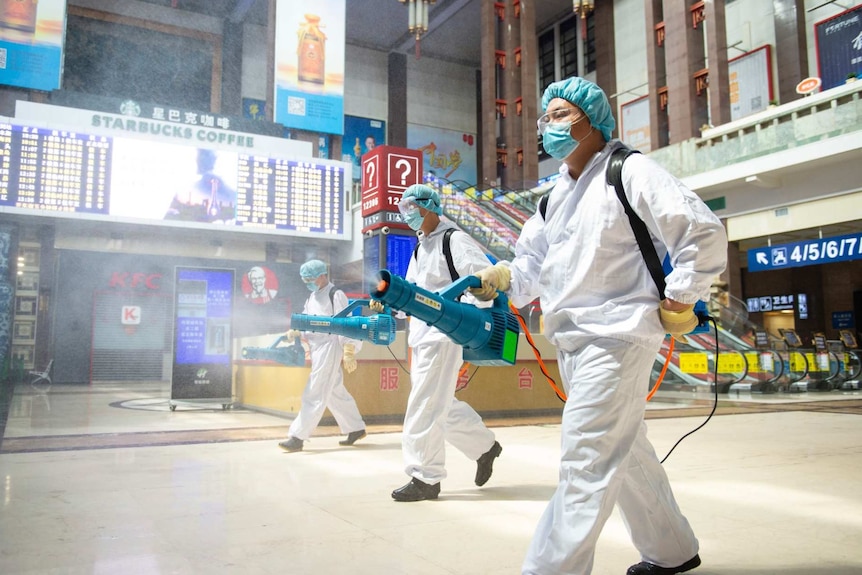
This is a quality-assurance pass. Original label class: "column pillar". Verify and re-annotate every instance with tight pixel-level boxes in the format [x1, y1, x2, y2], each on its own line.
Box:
[645, 0, 669, 148]
[772, 0, 808, 104]
[705, 0, 730, 127]
[387, 53, 408, 148]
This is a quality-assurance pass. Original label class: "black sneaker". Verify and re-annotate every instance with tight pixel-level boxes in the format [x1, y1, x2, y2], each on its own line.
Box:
[627, 554, 701, 575]
[339, 429, 367, 446]
[475, 441, 502, 486]
[391, 477, 441, 502]
[278, 437, 303, 452]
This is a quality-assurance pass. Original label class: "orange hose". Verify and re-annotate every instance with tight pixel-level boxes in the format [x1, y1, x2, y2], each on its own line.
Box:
[647, 336, 675, 402]
[509, 303, 568, 402]
[509, 302, 675, 403]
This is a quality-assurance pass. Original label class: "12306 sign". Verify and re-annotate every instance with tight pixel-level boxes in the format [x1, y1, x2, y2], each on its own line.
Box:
[748, 232, 862, 272]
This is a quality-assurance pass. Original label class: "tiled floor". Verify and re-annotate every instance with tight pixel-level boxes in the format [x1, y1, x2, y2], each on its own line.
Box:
[1, 383, 861, 574]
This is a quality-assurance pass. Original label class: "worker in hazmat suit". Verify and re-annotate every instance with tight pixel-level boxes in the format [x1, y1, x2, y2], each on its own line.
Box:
[371, 184, 502, 502]
[470, 77, 727, 575]
[279, 259, 367, 452]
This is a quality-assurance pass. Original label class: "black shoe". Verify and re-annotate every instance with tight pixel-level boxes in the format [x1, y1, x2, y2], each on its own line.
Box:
[627, 554, 701, 575]
[339, 429, 367, 446]
[391, 477, 441, 502]
[475, 441, 502, 486]
[278, 437, 303, 452]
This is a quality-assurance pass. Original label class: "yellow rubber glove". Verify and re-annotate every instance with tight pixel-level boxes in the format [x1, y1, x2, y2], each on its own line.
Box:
[342, 343, 357, 373]
[286, 329, 301, 341]
[469, 263, 512, 301]
[369, 299, 385, 313]
[659, 302, 698, 343]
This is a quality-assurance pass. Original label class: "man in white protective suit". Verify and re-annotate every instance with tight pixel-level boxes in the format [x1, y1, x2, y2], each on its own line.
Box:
[279, 259, 367, 452]
[370, 184, 502, 502]
[470, 77, 728, 574]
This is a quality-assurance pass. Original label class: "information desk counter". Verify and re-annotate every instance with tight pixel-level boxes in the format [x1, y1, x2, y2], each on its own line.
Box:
[234, 332, 565, 421]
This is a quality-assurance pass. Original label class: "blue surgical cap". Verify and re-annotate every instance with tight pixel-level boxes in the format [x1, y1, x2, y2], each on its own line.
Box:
[300, 259, 327, 279]
[541, 77, 615, 141]
[402, 184, 442, 215]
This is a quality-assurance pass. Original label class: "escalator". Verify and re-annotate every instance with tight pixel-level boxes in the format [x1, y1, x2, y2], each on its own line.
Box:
[649, 291, 862, 396]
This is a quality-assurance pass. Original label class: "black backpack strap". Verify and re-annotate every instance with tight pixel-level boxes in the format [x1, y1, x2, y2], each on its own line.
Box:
[412, 228, 460, 282]
[328, 285, 337, 312]
[606, 147, 666, 299]
[538, 194, 549, 220]
[442, 228, 459, 281]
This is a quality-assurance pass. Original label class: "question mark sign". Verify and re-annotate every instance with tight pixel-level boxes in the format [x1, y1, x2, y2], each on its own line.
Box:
[365, 161, 376, 188]
[395, 159, 412, 186]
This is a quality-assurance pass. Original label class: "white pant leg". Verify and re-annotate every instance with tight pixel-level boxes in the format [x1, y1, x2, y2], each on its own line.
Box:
[522, 338, 666, 575]
[444, 396, 495, 461]
[289, 339, 360, 440]
[616, 422, 699, 567]
[326, 374, 365, 435]
[402, 340, 461, 485]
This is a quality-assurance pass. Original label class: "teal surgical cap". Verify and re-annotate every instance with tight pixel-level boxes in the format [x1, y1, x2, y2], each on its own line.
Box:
[300, 259, 327, 279]
[541, 77, 615, 141]
[402, 184, 443, 215]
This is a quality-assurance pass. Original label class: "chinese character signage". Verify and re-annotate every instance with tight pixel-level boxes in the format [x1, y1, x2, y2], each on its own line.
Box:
[407, 124, 477, 185]
[0, 0, 66, 91]
[171, 267, 234, 403]
[274, 0, 346, 134]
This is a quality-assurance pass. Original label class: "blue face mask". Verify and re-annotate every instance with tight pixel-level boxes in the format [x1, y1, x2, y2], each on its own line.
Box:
[304, 279, 319, 292]
[542, 123, 579, 160]
[403, 210, 424, 230]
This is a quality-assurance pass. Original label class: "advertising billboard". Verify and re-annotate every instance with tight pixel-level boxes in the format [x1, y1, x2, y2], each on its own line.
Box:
[407, 124, 477, 185]
[729, 46, 773, 120]
[815, 5, 862, 90]
[274, 0, 346, 134]
[171, 267, 234, 405]
[620, 95, 651, 152]
[0, 0, 66, 91]
[342, 115, 386, 180]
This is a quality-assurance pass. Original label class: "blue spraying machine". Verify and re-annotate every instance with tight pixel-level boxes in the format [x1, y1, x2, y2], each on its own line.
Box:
[290, 300, 397, 346]
[242, 335, 306, 366]
[371, 270, 520, 366]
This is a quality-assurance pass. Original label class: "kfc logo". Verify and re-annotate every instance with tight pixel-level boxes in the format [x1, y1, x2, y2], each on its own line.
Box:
[241, 266, 279, 304]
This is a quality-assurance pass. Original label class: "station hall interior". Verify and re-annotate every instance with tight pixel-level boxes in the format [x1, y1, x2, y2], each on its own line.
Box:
[1, 0, 862, 573]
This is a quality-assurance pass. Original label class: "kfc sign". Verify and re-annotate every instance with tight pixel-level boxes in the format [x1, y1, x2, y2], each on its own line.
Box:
[121, 306, 141, 325]
[109, 272, 162, 290]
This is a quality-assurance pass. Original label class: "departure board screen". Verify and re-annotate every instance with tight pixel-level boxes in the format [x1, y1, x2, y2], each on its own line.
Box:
[0, 121, 348, 239]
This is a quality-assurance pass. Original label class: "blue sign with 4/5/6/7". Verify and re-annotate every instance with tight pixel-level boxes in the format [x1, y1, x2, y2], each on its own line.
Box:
[748, 232, 862, 272]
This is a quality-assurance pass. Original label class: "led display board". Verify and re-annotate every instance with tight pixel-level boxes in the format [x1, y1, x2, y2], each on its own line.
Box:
[0, 120, 350, 239]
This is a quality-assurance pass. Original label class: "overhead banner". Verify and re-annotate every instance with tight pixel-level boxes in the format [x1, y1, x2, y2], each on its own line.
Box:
[729, 46, 772, 120]
[747, 232, 862, 272]
[171, 267, 234, 404]
[815, 5, 862, 90]
[0, 0, 67, 91]
[274, 0, 346, 134]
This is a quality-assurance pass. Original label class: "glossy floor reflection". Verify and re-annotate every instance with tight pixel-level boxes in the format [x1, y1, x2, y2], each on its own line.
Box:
[1, 383, 861, 574]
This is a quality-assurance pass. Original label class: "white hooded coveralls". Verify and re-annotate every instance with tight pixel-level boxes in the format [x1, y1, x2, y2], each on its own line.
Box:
[287, 283, 365, 441]
[403, 222, 497, 485]
[507, 142, 727, 575]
